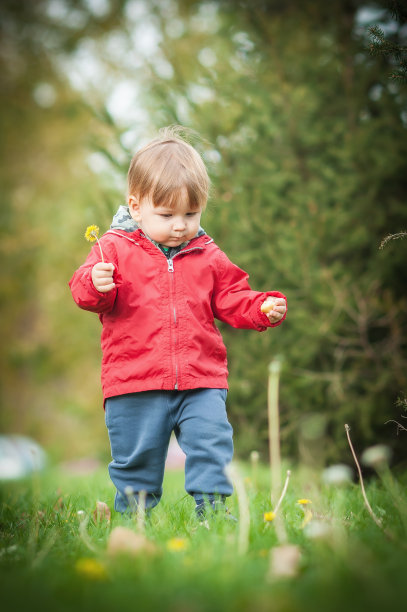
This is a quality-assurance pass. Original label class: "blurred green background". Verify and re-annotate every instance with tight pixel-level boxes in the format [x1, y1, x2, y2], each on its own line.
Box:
[1, 0, 406, 467]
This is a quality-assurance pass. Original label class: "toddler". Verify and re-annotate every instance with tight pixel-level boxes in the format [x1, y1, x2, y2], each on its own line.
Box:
[69, 127, 287, 518]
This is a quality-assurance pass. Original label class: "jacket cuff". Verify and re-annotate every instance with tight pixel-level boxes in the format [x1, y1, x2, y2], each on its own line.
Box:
[72, 266, 117, 311]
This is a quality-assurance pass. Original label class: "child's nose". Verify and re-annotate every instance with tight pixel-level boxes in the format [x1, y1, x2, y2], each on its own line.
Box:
[173, 217, 186, 230]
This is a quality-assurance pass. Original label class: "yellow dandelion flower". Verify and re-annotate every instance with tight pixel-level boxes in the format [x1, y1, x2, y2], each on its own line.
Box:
[85, 225, 100, 242]
[84, 224, 104, 262]
[75, 557, 108, 581]
[297, 499, 312, 505]
[264, 511, 276, 522]
[166, 537, 188, 552]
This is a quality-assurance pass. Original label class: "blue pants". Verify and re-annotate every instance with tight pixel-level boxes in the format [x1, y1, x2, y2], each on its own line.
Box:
[104, 388, 234, 512]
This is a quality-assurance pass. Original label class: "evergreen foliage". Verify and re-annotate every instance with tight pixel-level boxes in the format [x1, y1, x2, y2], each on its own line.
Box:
[141, 0, 407, 462]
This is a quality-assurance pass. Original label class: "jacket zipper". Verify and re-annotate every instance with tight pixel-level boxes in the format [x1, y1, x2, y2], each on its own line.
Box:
[167, 246, 204, 390]
[167, 258, 178, 389]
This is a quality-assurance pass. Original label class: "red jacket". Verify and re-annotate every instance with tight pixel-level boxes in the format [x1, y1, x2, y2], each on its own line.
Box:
[69, 229, 287, 400]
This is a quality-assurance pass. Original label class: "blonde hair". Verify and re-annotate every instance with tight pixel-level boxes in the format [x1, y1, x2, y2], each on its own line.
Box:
[127, 126, 209, 210]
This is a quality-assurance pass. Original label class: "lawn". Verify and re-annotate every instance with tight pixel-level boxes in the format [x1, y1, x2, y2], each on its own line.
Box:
[0, 460, 406, 612]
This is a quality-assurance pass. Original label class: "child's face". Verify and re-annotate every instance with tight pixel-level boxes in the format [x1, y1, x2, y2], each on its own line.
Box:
[128, 194, 202, 247]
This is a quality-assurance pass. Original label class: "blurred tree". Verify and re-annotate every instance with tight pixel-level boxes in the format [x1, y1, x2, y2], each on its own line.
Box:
[0, 0, 128, 459]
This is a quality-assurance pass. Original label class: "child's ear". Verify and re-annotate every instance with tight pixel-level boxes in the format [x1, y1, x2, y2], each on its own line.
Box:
[128, 195, 141, 222]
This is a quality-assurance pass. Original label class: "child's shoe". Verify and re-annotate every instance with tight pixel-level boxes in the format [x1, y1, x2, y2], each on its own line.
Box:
[194, 497, 237, 522]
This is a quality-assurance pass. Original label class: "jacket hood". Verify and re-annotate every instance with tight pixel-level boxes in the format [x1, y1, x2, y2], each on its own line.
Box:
[110, 205, 206, 238]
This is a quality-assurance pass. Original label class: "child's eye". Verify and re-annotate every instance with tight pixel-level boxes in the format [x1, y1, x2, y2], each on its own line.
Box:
[160, 214, 172, 218]
[186, 212, 197, 217]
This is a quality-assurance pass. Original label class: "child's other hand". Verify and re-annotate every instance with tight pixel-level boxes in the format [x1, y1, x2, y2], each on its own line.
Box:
[261, 297, 286, 324]
[91, 262, 116, 293]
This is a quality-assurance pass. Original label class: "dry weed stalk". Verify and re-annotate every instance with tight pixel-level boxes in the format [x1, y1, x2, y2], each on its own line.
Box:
[345, 424, 395, 541]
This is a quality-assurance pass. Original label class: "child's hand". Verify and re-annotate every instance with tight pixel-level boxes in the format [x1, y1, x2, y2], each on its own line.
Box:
[261, 296, 286, 324]
[91, 262, 116, 293]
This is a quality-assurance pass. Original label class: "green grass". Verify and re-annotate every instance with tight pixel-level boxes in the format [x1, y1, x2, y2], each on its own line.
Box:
[1, 463, 406, 612]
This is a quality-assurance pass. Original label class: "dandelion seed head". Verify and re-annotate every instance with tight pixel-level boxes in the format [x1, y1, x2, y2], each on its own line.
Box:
[304, 521, 331, 539]
[361, 445, 392, 467]
[322, 464, 353, 485]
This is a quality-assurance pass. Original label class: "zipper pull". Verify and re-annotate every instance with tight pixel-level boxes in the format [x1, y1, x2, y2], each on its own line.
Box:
[167, 259, 174, 272]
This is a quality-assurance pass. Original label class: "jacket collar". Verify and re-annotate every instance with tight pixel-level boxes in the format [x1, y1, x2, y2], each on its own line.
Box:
[107, 227, 212, 253]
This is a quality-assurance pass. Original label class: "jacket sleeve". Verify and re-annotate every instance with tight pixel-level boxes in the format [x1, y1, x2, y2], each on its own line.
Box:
[211, 250, 287, 331]
[69, 237, 118, 314]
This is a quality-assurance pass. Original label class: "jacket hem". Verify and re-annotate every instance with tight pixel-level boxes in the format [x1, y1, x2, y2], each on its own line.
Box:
[103, 378, 229, 401]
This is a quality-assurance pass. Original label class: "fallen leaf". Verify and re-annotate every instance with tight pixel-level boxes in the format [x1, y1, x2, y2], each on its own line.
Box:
[107, 527, 156, 557]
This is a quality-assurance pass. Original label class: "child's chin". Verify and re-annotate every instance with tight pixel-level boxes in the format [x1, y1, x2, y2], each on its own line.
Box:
[165, 239, 184, 246]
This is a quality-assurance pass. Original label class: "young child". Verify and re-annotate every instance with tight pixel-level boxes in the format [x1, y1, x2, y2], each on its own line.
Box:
[69, 127, 287, 518]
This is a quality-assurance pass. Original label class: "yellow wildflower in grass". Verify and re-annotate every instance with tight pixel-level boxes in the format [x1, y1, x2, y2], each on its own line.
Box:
[166, 537, 188, 552]
[75, 557, 108, 581]
[297, 499, 312, 505]
[84, 224, 104, 262]
[263, 511, 276, 522]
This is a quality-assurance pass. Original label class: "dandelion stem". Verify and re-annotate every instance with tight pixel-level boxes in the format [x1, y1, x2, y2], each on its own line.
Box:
[85, 226, 105, 262]
[77, 511, 98, 553]
[225, 464, 250, 555]
[32, 531, 57, 569]
[94, 235, 105, 263]
[125, 486, 138, 514]
[344, 424, 391, 535]
[137, 490, 147, 533]
[273, 470, 291, 516]
[250, 451, 259, 490]
[268, 358, 282, 505]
